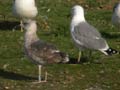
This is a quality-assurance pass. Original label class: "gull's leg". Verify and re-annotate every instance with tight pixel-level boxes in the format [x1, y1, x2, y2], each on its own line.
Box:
[38, 65, 47, 82]
[32, 65, 42, 83]
[77, 51, 81, 63]
[20, 20, 23, 32]
[38, 65, 42, 82]
[44, 71, 47, 82]
[32, 65, 47, 83]
[12, 24, 20, 32]
[88, 50, 92, 58]
[12, 20, 23, 32]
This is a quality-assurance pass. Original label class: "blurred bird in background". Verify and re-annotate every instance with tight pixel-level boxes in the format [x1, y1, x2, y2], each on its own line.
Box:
[12, 0, 38, 32]
[112, 2, 120, 32]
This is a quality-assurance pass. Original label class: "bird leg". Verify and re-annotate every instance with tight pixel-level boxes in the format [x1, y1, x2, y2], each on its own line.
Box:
[20, 20, 24, 32]
[77, 51, 81, 63]
[12, 20, 23, 32]
[38, 65, 42, 82]
[44, 71, 48, 82]
[88, 50, 92, 58]
[38, 65, 47, 83]
[33, 65, 47, 83]
[12, 24, 20, 32]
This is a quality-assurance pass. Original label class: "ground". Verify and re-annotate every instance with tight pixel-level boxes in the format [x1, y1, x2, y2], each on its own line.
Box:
[0, 0, 120, 90]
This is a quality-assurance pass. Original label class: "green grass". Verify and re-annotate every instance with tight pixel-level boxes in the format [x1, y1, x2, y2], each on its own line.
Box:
[0, 0, 120, 90]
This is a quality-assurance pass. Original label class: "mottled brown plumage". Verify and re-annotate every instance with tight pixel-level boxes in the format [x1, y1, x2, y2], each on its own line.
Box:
[25, 40, 69, 65]
[23, 20, 69, 83]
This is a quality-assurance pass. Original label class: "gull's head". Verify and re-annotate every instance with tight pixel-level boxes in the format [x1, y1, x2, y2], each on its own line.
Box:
[71, 5, 84, 17]
[22, 19, 37, 31]
[113, 2, 120, 12]
[71, 5, 85, 23]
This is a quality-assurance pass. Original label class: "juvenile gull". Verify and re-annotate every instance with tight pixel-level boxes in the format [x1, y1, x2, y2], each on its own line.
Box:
[112, 2, 120, 31]
[70, 5, 119, 62]
[12, 0, 38, 32]
[23, 20, 69, 83]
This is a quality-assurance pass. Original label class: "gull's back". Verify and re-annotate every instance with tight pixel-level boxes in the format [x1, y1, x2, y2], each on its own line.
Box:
[71, 22, 108, 50]
[25, 40, 68, 65]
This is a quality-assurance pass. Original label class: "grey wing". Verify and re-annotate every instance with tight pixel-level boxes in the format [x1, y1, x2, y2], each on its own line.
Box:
[76, 22, 101, 38]
[72, 22, 108, 50]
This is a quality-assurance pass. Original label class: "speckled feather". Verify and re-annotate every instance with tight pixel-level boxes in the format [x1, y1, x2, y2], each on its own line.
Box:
[25, 40, 67, 65]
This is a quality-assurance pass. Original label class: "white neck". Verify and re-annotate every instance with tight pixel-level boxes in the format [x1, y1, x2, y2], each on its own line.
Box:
[72, 14, 85, 25]
[24, 25, 39, 47]
[71, 14, 85, 27]
[15, 0, 35, 4]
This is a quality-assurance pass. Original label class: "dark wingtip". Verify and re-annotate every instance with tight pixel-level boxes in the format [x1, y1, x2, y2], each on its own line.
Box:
[105, 48, 119, 55]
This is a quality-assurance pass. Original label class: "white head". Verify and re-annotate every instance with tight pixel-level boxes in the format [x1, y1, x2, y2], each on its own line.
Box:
[71, 5, 85, 23]
[113, 2, 120, 13]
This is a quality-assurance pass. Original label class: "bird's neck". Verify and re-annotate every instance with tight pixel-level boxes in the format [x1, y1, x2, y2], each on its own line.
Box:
[15, 0, 35, 5]
[70, 14, 85, 32]
[71, 14, 85, 26]
[24, 29, 39, 47]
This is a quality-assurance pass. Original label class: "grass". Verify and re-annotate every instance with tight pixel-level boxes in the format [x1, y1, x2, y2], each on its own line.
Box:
[0, 0, 120, 90]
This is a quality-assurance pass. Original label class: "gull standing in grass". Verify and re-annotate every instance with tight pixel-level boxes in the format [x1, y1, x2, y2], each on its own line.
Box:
[70, 5, 119, 62]
[12, 0, 38, 32]
[112, 2, 120, 31]
[22, 20, 69, 83]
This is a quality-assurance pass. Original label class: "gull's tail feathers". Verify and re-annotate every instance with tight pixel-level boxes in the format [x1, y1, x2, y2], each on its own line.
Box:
[103, 48, 119, 55]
